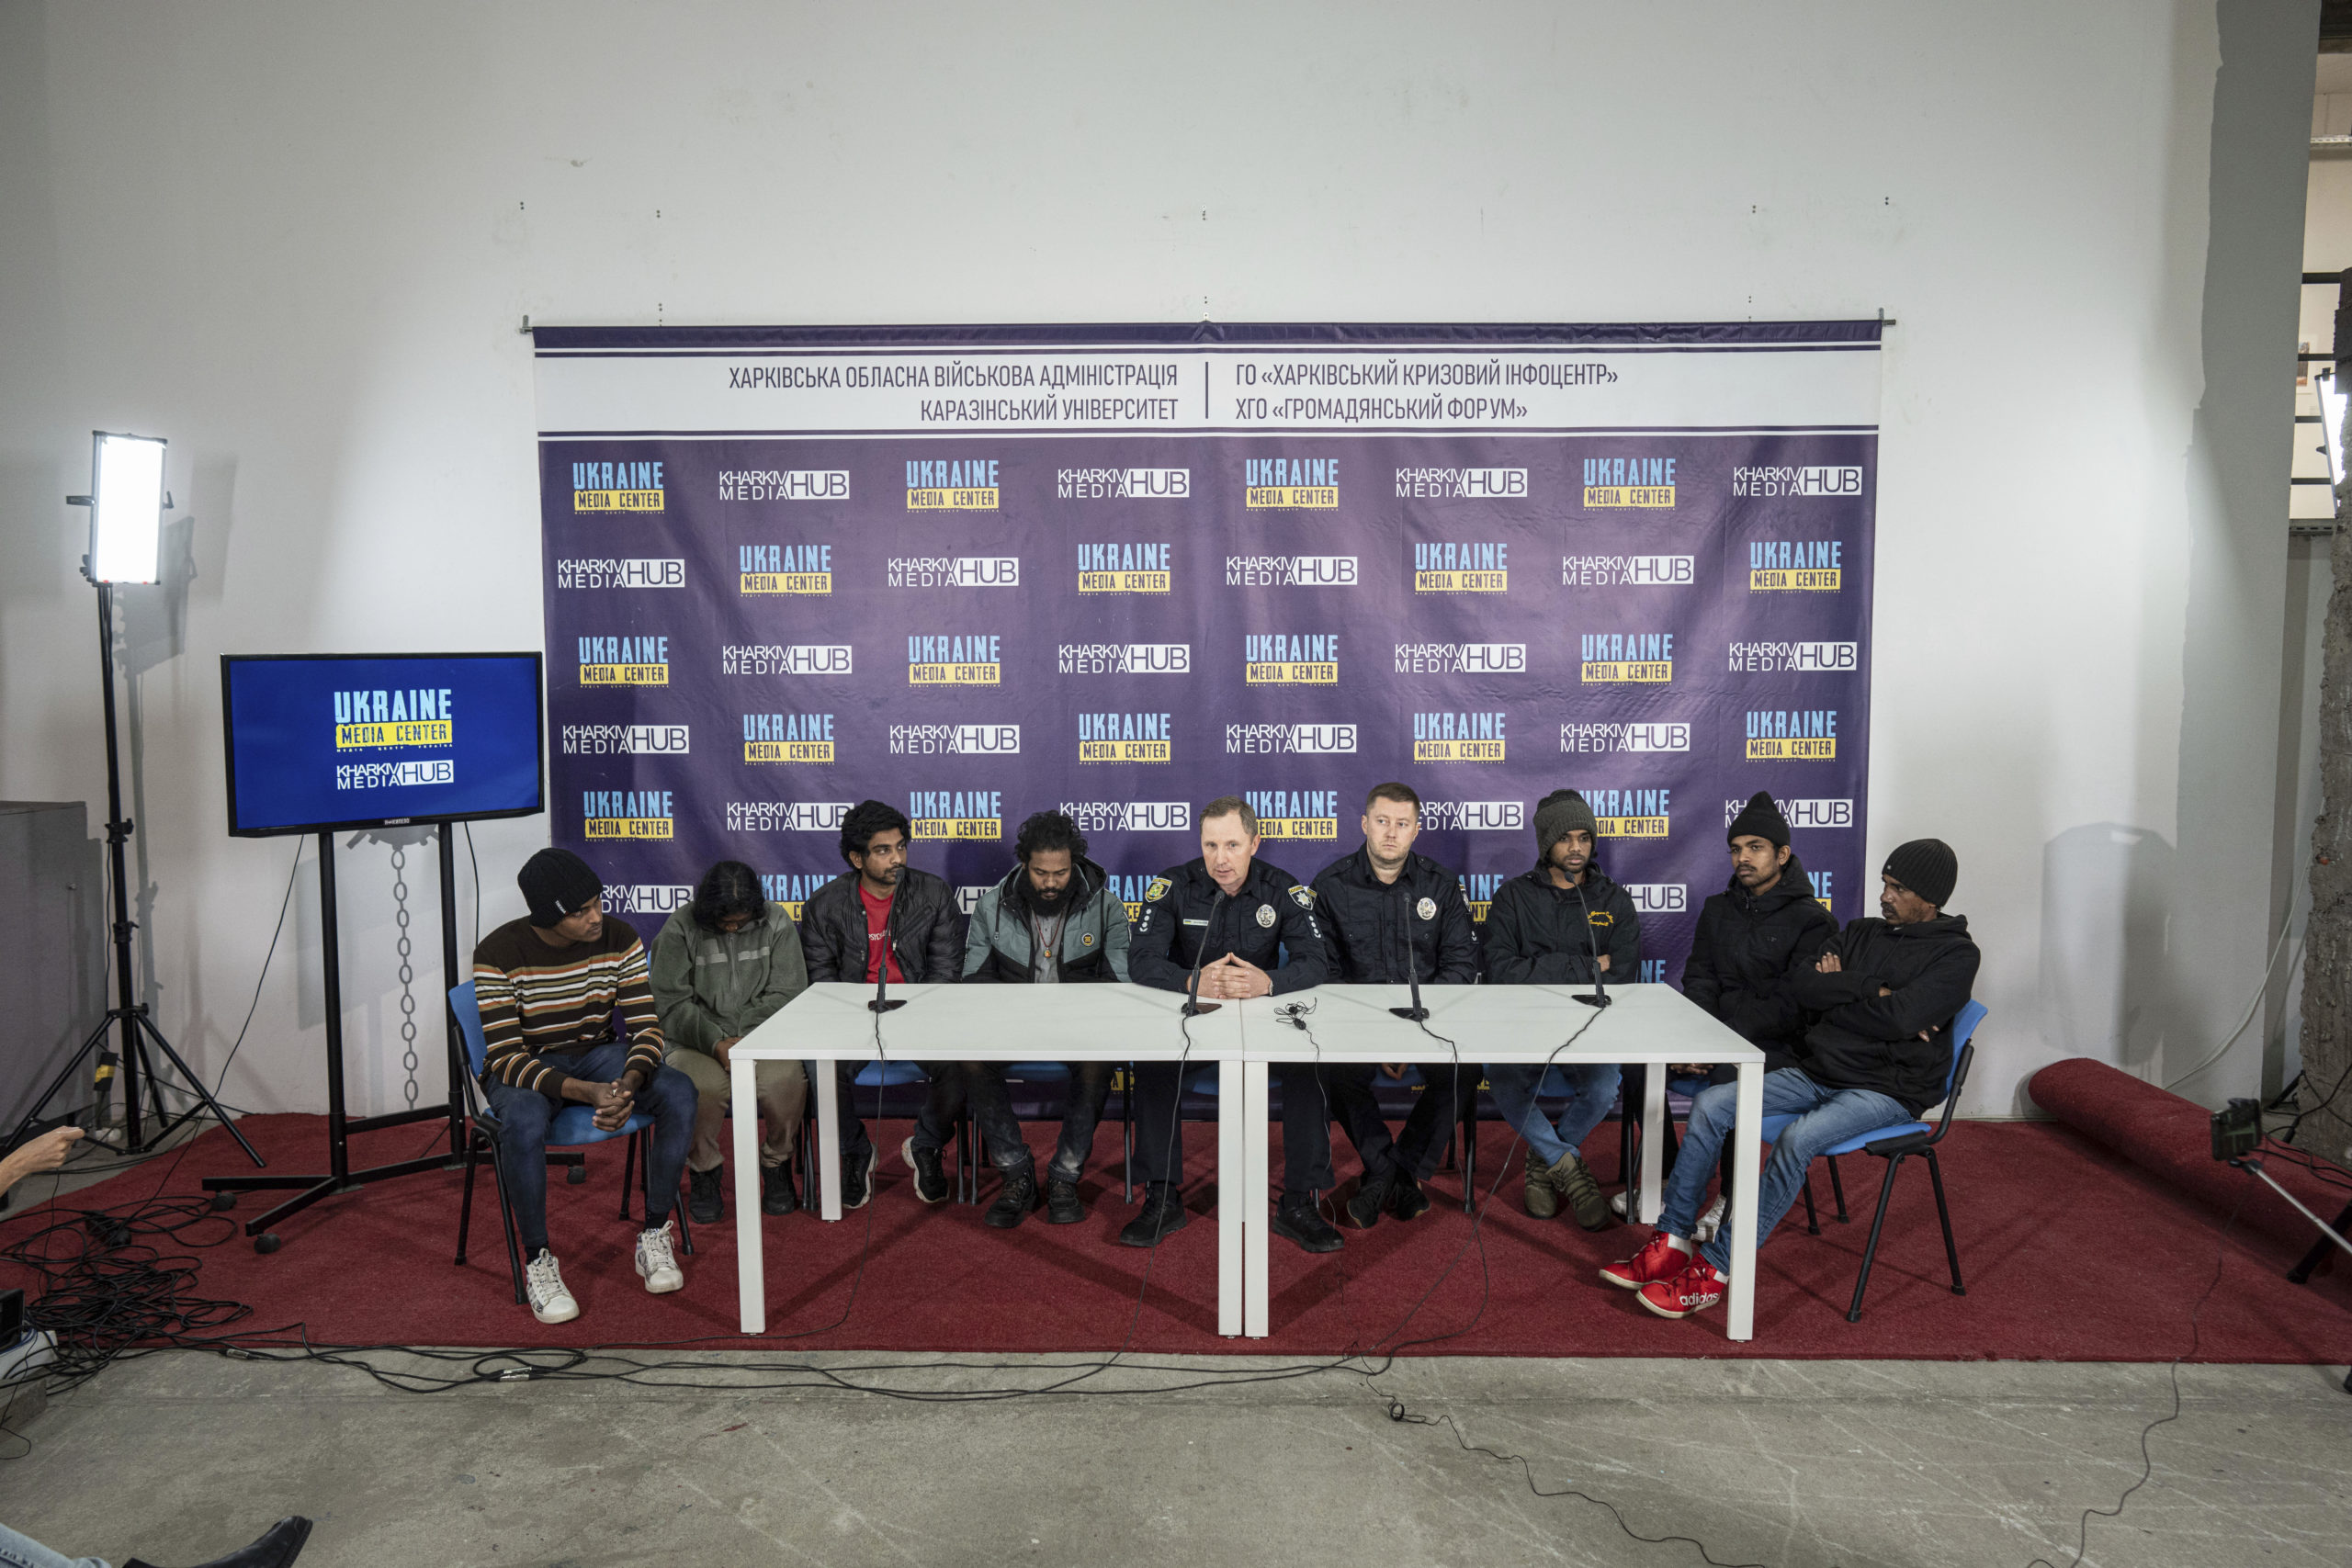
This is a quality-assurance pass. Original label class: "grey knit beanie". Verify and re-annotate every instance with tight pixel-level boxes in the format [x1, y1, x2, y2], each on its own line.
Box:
[1533, 790, 1598, 863]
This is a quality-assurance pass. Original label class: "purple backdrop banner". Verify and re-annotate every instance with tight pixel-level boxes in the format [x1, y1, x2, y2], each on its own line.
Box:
[532, 322, 1880, 982]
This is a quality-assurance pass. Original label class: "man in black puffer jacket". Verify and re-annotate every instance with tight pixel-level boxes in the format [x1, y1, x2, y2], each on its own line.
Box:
[798, 799, 966, 1211]
[1625, 793, 1839, 1234]
[1603, 838, 1979, 1325]
[954, 810, 1132, 1230]
[1311, 783, 1479, 1230]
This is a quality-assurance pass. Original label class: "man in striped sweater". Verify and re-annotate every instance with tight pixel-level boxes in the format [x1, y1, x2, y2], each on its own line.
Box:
[473, 848, 697, 1324]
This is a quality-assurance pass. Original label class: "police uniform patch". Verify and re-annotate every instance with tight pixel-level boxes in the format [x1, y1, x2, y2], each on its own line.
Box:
[1256, 904, 1277, 929]
[1289, 885, 1315, 909]
[1145, 877, 1171, 902]
[1416, 897, 1437, 921]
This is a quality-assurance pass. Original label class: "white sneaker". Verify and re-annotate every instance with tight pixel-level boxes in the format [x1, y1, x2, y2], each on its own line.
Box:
[1692, 1194, 1728, 1244]
[525, 1248, 579, 1325]
[1609, 1190, 1630, 1219]
[635, 1221, 684, 1293]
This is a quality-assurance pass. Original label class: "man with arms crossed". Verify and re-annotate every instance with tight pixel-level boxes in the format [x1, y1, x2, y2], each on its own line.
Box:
[650, 859, 810, 1224]
[1311, 783, 1480, 1228]
[956, 809, 1133, 1229]
[1620, 791, 1838, 1235]
[797, 800, 965, 1210]
[1127, 795, 1333, 1250]
[1603, 839, 1978, 1321]
[473, 848, 697, 1324]
[1483, 789, 1640, 1229]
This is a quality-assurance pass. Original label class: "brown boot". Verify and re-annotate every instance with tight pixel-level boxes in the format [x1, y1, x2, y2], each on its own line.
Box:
[1547, 1150, 1612, 1230]
[1523, 1148, 1559, 1218]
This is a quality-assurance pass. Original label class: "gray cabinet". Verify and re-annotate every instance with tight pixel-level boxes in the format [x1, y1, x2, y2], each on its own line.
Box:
[0, 802, 105, 1132]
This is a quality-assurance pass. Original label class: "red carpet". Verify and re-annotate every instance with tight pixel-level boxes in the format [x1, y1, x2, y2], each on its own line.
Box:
[7, 1112, 2349, 1361]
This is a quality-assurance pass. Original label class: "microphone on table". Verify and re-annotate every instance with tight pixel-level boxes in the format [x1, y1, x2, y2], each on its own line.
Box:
[1572, 878, 1611, 1010]
[868, 888, 907, 1013]
[1182, 888, 1228, 1016]
[1388, 879, 1430, 1022]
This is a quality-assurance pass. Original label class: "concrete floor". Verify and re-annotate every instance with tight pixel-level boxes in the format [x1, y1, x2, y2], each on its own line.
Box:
[0, 1350, 2346, 1568]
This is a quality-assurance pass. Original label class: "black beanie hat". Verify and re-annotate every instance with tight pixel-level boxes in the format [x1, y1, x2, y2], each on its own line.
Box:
[1725, 791, 1790, 849]
[519, 848, 605, 928]
[1882, 839, 1957, 908]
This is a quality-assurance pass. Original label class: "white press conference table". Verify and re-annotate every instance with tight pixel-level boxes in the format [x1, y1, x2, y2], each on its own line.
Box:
[728, 982, 1766, 1341]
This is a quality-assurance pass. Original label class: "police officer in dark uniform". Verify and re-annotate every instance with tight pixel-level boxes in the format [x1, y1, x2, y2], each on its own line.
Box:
[1126, 795, 1332, 1250]
[1310, 783, 1480, 1229]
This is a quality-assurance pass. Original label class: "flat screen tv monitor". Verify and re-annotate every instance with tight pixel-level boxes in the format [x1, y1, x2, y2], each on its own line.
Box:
[221, 652, 545, 837]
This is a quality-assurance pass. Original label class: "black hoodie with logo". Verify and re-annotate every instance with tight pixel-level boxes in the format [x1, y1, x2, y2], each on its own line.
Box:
[1482, 863, 1641, 985]
[1679, 852, 1838, 1051]
[1783, 913, 1980, 1116]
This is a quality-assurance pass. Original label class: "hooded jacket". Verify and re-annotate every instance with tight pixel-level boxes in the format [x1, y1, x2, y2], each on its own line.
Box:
[648, 901, 810, 1056]
[1784, 913, 1980, 1116]
[1128, 855, 1329, 996]
[1483, 863, 1641, 986]
[798, 866, 964, 986]
[1309, 845, 1479, 986]
[1679, 852, 1838, 1050]
[960, 855, 1132, 983]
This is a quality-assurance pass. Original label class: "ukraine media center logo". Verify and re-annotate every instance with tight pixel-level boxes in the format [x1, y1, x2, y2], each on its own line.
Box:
[572, 460, 665, 513]
[332, 684, 455, 791]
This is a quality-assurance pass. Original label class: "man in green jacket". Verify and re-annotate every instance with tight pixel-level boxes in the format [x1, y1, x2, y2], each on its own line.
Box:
[650, 861, 810, 1222]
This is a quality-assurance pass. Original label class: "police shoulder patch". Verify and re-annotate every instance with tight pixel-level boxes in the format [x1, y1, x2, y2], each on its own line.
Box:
[1145, 877, 1171, 902]
[1289, 885, 1315, 909]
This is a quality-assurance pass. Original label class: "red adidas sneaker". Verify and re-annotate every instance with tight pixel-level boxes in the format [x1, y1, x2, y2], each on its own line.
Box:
[1598, 1231, 1688, 1291]
[1636, 1258, 1727, 1319]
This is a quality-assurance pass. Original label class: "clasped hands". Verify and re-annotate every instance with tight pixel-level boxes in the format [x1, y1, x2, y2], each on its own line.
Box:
[1191, 952, 1274, 1001]
[567, 1068, 649, 1131]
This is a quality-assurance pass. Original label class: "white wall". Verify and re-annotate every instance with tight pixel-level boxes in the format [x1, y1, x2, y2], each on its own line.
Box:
[0, 1, 2316, 1118]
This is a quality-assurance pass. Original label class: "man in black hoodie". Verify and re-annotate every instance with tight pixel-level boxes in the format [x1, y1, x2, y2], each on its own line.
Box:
[1602, 839, 1978, 1323]
[1623, 792, 1839, 1235]
[1310, 783, 1481, 1229]
[1483, 789, 1639, 1229]
[797, 799, 966, 1210]
[953, 810, 1132, 1230]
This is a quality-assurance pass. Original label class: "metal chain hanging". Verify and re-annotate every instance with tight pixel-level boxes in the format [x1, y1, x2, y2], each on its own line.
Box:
[390, 842, 420, 1108]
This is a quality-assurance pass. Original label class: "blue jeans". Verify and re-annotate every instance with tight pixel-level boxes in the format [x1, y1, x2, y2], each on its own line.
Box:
[0, 1522, 106, 1568]
[482, 1042, 696, 1256]
[1661, 1067, 1908, 1274]
[1485, 1061, 1621, 1166]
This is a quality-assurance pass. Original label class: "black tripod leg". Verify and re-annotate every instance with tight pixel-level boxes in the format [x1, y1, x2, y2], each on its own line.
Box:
[131, 1011, 266, 1167]
[2287, 1201, 2352, 1285]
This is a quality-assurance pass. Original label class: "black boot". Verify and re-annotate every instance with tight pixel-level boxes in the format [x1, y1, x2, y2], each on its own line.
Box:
[761, 1161, 799, 1216]
[1385, 1168, 1432, 1222]
[1044, 1173, 1086, 1224]
[687, 1164, 724, 1224]
[985, 1159, 1041, 1230]
[1345, 1163, 1393, 1229]
[1116, 1182, 1190, 1247]
[127, 1517, 313, 1568]
[1270, 1190, 1343, 1254]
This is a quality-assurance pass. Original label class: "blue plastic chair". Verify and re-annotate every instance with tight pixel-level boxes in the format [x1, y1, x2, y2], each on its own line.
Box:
[1760, 999, 1984, 1322]
[448, 982, 693, 1304]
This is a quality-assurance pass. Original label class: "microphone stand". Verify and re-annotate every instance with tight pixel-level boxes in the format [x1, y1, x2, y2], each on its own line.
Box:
[1388, 875, 1430, 1021]
[868, 879, 907, 1013]
[1182, 888, 1227, 1016]
[1572, 876, 1611, 1010]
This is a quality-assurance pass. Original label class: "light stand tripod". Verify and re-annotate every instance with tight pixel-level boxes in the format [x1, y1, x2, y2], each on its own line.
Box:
[1, 575, 264, 1175]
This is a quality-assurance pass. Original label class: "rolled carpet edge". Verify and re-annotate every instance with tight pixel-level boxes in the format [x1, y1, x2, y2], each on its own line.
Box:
[2028, 1056, 2349, 1257]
